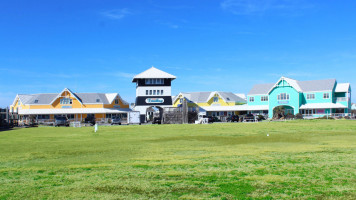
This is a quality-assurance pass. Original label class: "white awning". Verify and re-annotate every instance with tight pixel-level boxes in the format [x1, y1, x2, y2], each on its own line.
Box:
[200, 105, 268, 112]
[18, 108, 132, 115]
[299, 103, 346, 109]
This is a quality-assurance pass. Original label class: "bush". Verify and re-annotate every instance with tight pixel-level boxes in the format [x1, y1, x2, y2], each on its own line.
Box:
[295, 113, 303, 119]
[316, 115, 334, 120]
[285, 113, 295, 119]
[344, 116, 351, 119]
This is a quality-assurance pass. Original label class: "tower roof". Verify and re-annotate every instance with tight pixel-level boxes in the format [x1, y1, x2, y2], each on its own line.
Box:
[132, 67, 176, 82]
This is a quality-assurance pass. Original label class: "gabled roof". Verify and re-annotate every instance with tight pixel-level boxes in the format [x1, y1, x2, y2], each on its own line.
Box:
[248, 83, 275, 95]
[174, 91, 246, 104]
[50, 88, 83, 105]
[335, 83, 350, 92]
[267, 77, 302, 94]
[11, 88, 129, 106]
[298, 79, 336, 92]
[132, 67, 176, 82]
[248, 77, 340, 95]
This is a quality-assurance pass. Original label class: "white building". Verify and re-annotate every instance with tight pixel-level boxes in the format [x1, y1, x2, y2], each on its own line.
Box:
[132, 67, 176, 122]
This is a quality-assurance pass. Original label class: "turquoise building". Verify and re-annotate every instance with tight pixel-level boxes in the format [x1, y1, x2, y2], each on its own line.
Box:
[247, 77, 352, 118]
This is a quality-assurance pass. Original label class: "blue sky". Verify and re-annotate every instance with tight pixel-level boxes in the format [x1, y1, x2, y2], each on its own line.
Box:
[1, 0, 355, 107]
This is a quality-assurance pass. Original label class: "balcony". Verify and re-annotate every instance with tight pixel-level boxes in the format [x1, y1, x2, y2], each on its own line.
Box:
[334, 97, 349, 102]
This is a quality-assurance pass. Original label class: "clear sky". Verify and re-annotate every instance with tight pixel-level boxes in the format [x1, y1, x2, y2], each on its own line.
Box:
[1, 0, 355, 107]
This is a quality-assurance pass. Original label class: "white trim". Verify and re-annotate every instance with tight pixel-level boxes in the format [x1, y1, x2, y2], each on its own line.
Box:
[49, 88, 83, 105]
[267, 77, 302, 94]
[18, 108, 132, 115]
[299, 103, 346, 109]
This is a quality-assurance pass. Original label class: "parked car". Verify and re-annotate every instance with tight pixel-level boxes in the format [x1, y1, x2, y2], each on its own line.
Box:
[111, 117, 121, 125]
[227, 115, 239, 122]
[152, 117, 161, 124]
[54, 116, 69, 127]
[85, 115, 96, 125]
[201, 116, 212, 123]
[243, 114, 255, 122]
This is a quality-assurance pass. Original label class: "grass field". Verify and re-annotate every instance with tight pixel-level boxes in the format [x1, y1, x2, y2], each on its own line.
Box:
[0, 120, 356, 199]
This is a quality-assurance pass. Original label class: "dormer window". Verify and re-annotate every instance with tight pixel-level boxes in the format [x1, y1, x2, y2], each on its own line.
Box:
[213, 97, 219, 102]
[96, 99, 100, 102]
[34, 100, 39, 103]
[115, 99, 119, 104]
[226, 97, 230, 101]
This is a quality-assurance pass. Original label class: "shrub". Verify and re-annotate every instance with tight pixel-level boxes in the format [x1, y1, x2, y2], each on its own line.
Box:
[316, 115, 334, 120]
[285, 113, 295, 119]
[344, 116, 351, 119]
[295, 113, 303, 119]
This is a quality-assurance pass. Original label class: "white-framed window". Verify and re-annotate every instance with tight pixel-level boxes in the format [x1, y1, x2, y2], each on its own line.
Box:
[115, 99, 119, 104]
[161, 90, 164, 95]
[249, 97, 254, 102]
[277, 93, 289, 100]
[60, 98, 72, 104]
[153, 90, 156, 95]
[180, 98, 183, 103]
[306, 93, 315, 100]
[149, 90, 152, 95]
[213, 97, 219, 102]
[146, 90, 148, 95]
[157, 90, 160, 95]
[261, 96, 268, 102]
[323, 93, 329, 99]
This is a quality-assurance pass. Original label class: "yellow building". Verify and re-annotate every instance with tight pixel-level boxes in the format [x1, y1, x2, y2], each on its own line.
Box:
[10, 88, 130, 124]
[172, 91, 247, 117]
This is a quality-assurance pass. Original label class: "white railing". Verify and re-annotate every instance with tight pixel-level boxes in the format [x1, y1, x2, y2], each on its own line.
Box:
[334, 97, 349, 102]
[302, 113, 353, 118]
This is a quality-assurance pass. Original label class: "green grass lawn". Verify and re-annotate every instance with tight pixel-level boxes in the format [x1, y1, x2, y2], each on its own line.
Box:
[0, 120, 356, 199]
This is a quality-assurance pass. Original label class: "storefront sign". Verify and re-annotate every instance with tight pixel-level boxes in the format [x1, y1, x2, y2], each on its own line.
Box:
[145, 98, 164, 103]
[278, 101, 289, 104]
[61, 106, 72, 109]
[114, 105, 121, 108]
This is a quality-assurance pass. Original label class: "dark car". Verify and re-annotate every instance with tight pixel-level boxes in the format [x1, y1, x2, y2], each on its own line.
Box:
[85, 115, 96, 125]
[54, 116, 69, 127]
[243, 114, 255, 122]
[205, 116, 214, 123]
[228, 115, 239, 122]
[111, 117, 121, 125]
[152, 117, 161, 124]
